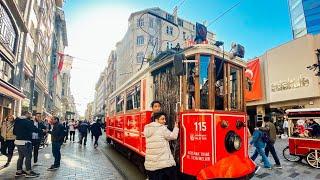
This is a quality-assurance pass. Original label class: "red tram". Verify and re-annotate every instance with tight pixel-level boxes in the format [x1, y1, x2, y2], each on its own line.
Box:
[105, 44, 256, 179]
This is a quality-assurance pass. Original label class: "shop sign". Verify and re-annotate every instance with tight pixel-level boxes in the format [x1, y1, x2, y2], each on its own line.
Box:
[271, 75, 309, 92]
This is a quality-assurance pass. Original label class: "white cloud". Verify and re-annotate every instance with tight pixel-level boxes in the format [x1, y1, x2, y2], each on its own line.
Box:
[65, 5, 132, 116]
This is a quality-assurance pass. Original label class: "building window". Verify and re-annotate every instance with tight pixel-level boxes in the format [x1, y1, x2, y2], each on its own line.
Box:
[137, 35, 144, 45]
[178, 18, 184, 27]
[149, 17, 154, 28]
[0, 56, 14, 84]
[149, 35, 154, 45]
[166, 13, 174, 23]
[136, 52, 144, 63]
[183, 32, 186, 40]
[166, 26, 173, 35]
[0, 4, 18, 53]
[137, 18, 144, 27]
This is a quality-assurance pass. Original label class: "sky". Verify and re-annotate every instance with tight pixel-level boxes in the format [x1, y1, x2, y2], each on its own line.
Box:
[64, 0, 292, 116]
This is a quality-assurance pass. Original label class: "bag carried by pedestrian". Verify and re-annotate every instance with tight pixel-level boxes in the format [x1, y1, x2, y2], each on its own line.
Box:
[261, 132, 271, 143]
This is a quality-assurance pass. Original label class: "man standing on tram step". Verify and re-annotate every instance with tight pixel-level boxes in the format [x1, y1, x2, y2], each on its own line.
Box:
[68, 119, 76, 142]
[78, 120, 90, 146]
[31, 113, 47, 166]
[47, 117, 67, 171]
[150, 100, 161, 122]
[259, 115, 282, 169]
[13, 111, 44, 178]
[90, 119, 102, 148]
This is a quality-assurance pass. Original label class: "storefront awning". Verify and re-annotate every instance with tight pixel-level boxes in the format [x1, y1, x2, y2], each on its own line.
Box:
[0, 80, 26, 100]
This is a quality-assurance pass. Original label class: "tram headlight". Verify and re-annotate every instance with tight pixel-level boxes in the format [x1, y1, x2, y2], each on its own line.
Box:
[225, 131, 242, 153]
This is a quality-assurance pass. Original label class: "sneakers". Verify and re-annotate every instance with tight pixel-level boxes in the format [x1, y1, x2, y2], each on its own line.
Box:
[254, 166, 261, 174]
[264, 166, 272, 170]
[47, 165, 59, 171]
[15, 170, 27, 177]
[33, 162, 42, 166]
[273, 164, 283, 169]
[25, 171, 40, 178]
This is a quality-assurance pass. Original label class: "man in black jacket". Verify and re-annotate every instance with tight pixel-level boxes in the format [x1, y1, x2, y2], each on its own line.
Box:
[47, 116, 66, 171]
[13, 111, 44, 178]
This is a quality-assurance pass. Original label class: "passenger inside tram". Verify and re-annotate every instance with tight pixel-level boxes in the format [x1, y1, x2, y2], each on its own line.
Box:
[215, 79, 224, 110]
[188, 68, 195, 109]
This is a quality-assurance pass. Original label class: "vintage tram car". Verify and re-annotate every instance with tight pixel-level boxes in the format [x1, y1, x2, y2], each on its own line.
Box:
[105, 44, 256, 179]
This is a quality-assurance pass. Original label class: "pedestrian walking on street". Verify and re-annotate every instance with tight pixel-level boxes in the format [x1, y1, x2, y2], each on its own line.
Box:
[0, 114, 16, 167]
[90, 120, 102, 148]
[31, 113, 47, 166]
[259, 116, 282, 169]
[250, 121, 271, 170]
[47, 117, 67, 171]
[144, 112, 179, 180]
[78, 120, 89, 146]
[69, 119, 76, 142]
[13, 111, 44, 178]
[62, 120, 69, 143]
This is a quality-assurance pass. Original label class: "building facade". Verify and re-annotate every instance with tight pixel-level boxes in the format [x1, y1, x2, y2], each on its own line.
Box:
[288, 0, 320, 39]
[85, 101, 94, 121]
[93, 68, 107, 120]
[0, 0, 28, 121]
[246, 34, 320, 130]
[115, 7, 215, 88]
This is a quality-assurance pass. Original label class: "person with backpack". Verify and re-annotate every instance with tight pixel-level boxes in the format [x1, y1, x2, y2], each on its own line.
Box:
[78, 120, 90, 146]
[47, 116, 67, 171]
[259, 115, 282, 169]
[250, 121, 271, 170]
[90, 120, 102, 148]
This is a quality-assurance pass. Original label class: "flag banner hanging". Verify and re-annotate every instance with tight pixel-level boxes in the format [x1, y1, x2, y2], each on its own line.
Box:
[245, 59, 262, 101]
[61, 54, 73, 73]
[57, 52, 64, 73]
[195, 22, 207, 43]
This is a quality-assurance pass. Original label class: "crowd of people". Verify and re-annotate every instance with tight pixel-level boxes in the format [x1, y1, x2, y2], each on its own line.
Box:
[0, 111, 103, 178]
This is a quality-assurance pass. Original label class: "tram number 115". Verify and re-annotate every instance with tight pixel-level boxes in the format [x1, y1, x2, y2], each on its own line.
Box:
[194, 122, 207, 132]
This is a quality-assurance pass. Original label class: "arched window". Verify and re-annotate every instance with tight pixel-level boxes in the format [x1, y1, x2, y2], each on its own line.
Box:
[0, 3, 18, 53]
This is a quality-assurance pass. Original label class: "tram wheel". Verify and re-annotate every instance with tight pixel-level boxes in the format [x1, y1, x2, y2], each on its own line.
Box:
[282, 146, 302, 162]
[306, 150, 320, 169]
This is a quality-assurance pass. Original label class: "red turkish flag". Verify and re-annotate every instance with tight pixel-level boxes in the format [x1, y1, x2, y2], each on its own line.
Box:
[57, 52, 64, 73]
[245, 59, 262, 101]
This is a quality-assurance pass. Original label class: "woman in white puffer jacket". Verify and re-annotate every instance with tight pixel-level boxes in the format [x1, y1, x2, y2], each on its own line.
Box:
[144, 112, 179, 180]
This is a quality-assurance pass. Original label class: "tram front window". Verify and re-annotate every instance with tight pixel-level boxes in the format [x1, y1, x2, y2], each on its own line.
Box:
[229, 67, 241, 110]
[215, 58, 224, 110]
[200, 55, 210, 109]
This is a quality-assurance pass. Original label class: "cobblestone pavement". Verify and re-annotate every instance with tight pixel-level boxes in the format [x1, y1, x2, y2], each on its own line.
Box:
[0, 135, 123, 180]
[251, 137, 320, 180]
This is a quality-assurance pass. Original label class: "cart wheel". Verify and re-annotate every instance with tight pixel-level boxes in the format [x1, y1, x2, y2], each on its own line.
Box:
[283, 146, 302, 162]
[306, 150, 320, 169]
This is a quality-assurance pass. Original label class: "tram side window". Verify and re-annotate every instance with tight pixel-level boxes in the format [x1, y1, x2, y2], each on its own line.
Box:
[134, 87, 141, 108]
[126, 86, 141, 111]
[116, 95, 124, 113]
[200, 55, 210, 109]
[126, 93, 134, 110]
[229, 67, 241, 110]
[215, 58, 224, 110]
[109, 99, 116, 116]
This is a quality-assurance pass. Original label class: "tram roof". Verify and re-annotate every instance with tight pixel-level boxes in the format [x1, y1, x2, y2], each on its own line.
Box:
[149, 44, 247, 72]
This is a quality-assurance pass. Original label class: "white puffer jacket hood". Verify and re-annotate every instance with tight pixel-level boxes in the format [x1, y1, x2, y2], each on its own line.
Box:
[144, 122, 179, 171]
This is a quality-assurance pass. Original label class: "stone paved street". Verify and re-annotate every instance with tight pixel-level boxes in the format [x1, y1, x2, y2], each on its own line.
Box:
[251, 137, 320, 180]
[0, 135, 123, 180]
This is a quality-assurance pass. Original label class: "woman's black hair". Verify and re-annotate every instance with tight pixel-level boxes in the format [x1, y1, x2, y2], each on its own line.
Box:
[151, 100, 161, 108]
[153, 112, 167, 121]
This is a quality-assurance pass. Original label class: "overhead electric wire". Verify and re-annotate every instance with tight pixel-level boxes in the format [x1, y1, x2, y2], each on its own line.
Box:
[207, 0, 242, 27]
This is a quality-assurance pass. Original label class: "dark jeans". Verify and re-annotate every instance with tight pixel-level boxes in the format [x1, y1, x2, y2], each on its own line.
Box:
[52, 142, 62, 167]
[80, 133, 87, 145]
[31, 139, 41, 163]
[94, 135, 100, 146]
[69, 131, 75, 141]
[265, 142, 281, 165]
[16, 142, 32, 171]
[1, 140, 15, 163]
[147, 166, 177, 180]
[64, 131, 69, 142]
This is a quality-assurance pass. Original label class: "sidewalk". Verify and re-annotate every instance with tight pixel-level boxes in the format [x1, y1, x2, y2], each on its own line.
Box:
[0, 135, 123, 179]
